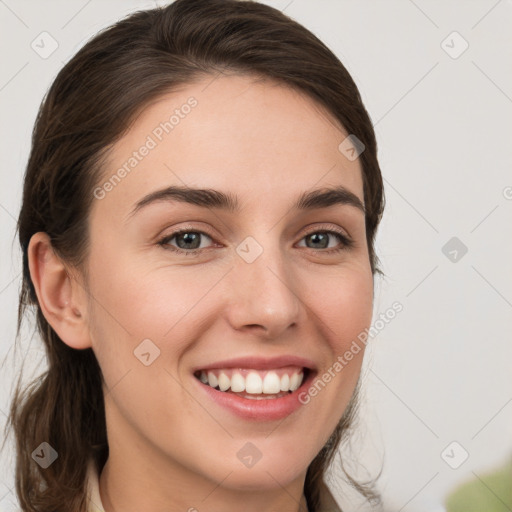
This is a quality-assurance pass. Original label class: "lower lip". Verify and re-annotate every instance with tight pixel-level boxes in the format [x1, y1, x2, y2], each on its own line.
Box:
[193, 369, 317, 421]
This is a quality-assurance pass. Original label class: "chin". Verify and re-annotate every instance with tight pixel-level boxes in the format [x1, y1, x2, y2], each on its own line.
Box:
[217, 465, 305, 492]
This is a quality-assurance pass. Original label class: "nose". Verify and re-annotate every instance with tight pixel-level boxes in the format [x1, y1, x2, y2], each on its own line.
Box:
[223, 240, 302, 339]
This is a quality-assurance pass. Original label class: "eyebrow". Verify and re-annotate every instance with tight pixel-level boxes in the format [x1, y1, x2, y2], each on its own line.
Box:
[126, 184, 365, 221]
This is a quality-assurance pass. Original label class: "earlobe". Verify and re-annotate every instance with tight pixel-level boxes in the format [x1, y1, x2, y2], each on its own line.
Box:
[27, 232, 92, 350]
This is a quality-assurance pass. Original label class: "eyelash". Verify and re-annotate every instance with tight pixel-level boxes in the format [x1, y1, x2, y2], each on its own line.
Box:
[157, 226, 354, 257]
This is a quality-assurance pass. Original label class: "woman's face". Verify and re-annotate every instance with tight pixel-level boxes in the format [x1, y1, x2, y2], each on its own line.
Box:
[84, 74, 373, 504]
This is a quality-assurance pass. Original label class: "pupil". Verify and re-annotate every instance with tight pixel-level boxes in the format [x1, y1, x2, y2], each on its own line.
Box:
[179, 232, 200, 249]
[309, 232, 327, 248]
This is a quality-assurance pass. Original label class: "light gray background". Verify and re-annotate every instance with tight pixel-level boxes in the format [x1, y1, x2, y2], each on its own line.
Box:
[1, 1, 511, 511]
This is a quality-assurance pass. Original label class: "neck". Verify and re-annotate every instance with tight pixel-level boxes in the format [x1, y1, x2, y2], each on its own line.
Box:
[99, 457, 309, 512]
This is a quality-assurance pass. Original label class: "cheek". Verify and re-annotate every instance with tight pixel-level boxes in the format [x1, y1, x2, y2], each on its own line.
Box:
[85, 251, 222, 400]
[86, 248, 195, 339]
[303, 263, 374, 350]
[325, 267, 373, 391]
[295, 265, 373, 432]
[85, 263, 200, 434]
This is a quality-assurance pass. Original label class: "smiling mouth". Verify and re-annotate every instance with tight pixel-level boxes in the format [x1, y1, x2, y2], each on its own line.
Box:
[193, 367, 311, 398]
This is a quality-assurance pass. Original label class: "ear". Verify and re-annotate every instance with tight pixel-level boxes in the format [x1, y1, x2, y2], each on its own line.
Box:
[27, 232, 92, 350]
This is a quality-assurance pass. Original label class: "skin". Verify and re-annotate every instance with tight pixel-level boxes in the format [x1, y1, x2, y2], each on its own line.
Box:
[28, 74, 374, 512]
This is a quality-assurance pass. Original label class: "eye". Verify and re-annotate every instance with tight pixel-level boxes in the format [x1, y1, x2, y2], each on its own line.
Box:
[158, 229, 215, 256]
[297, 228, 353, 254]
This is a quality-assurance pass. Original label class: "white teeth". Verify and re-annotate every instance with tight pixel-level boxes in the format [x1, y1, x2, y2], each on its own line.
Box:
[207, 371, 218, 388]
[262, 372, 281, 394]
[217, 372, 230, 392]
[230, 372, 245, 392]
[245, 371, 263, 394]
[198, 369, 304, 395]
[289, 373, 301, 391]
[280, 374, 290, 392]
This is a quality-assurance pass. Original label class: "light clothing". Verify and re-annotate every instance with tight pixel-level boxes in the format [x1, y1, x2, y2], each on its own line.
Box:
[86, 459, 343, 512]
[86, 459, 105, 512]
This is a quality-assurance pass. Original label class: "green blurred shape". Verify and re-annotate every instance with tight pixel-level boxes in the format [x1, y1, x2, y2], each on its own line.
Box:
[444, 456, 512, 512]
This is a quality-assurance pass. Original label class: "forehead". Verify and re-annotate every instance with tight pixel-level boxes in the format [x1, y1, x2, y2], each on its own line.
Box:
[93, 74, 364, 220]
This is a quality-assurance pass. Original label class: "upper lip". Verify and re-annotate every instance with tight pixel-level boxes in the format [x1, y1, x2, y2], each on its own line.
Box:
[192, 355, 317, 373]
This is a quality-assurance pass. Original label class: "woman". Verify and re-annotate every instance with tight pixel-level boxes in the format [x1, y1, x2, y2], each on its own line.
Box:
[6, 0, 385, 510]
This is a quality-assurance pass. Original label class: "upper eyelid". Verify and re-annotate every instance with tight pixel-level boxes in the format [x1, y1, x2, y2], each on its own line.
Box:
[301, 224, 350, 237]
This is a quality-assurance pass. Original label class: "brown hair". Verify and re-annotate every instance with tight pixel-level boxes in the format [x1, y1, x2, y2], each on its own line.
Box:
[3, 0, 385, 510]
